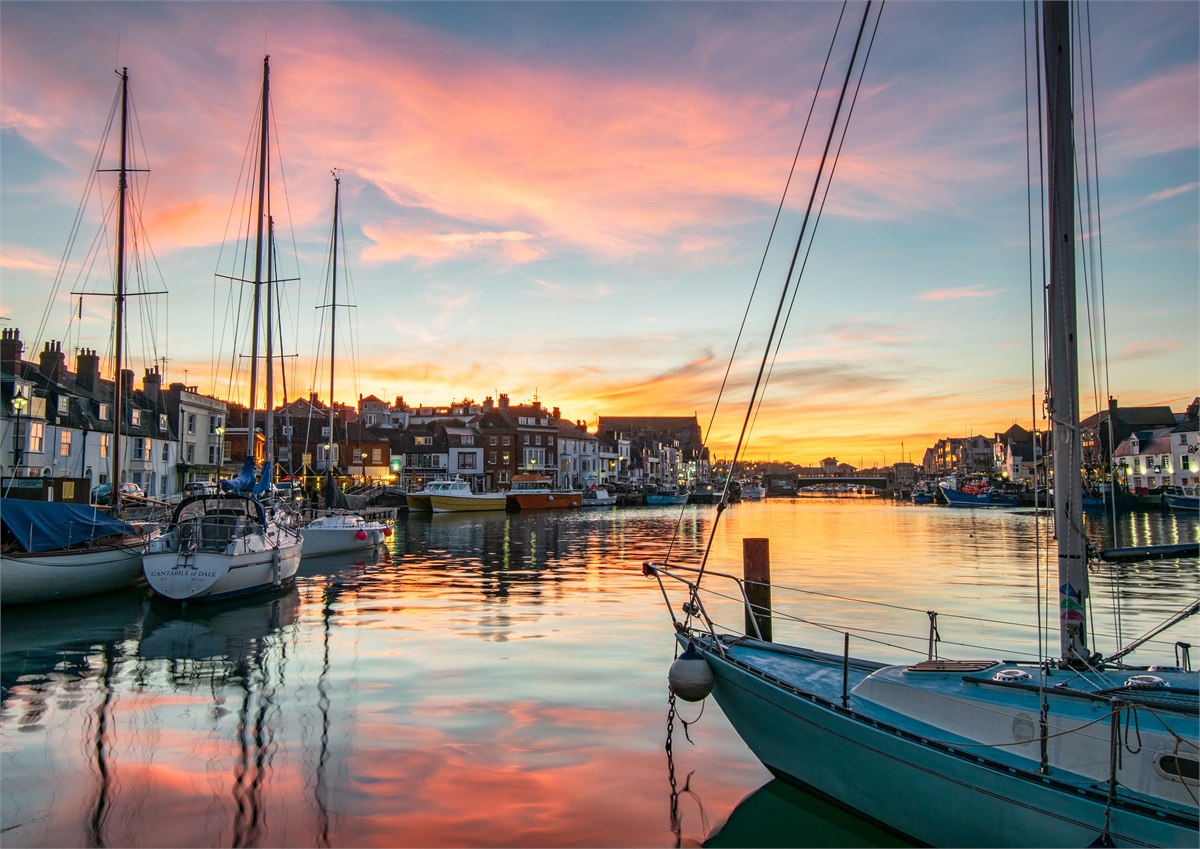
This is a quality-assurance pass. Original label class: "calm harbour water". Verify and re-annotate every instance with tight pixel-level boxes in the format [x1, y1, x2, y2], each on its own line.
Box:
[2, 498, 1197, 848]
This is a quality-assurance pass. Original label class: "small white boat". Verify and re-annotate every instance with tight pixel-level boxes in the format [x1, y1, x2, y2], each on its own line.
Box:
[581, 487, 618, 508]
[739, 480, 765, 500]
[300, 512, 390, 555]
[1, 499, 147, 605]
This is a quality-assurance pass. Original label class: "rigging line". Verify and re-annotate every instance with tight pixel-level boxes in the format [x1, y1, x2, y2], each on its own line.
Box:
[1024, 0, 1050, 673]
[698, 0, 851, 463]
[754, 3, 885, 439]
[693, 0, 879, 587]
[35, 78, 122, 352]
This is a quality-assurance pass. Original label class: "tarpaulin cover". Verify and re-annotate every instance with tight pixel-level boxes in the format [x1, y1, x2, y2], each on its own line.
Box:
[1, 499, 136, 553]
[221, 457, 257, 493]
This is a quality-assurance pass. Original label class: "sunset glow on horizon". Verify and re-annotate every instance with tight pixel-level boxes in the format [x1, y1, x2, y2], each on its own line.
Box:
[2, 1, 1196, 467]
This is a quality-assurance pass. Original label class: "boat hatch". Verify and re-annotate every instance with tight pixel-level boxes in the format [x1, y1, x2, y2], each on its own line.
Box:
[905, 660, 997, 673]
[1154, 753, 1200, 785]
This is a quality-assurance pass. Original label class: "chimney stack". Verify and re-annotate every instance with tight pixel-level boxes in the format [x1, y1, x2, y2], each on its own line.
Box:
[1, 328, 23, 374]
[143, 368, 161, 403]
[76, 348, 102, 392]
[120, 368, 135, 398]
[39, 340, 66, 383]
[499, 393, 509, 410]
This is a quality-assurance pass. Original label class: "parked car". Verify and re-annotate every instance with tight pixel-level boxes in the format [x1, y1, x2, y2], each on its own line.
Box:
[90, 482, 145, 504]
[183, 481, 218, 497]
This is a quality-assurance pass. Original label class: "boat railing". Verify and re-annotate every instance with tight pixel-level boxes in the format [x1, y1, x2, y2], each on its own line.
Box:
[642, 562, 763, 651]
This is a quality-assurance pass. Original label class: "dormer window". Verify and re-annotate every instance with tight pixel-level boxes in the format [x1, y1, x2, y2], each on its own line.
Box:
[131, 409, 141, 427]
[98, 403, 110, 421]
[57, 396, 69, 415]
[159, 413, 169, 432]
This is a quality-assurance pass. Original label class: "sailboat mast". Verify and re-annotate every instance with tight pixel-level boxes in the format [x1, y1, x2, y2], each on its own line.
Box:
[247, 55, 270, 465]
[1044, 2, 1089, 663]
[112, 67, 129, 513]
[328, 174, 340, 479]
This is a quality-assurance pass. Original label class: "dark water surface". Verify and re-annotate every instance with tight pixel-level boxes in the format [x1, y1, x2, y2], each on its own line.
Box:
[2, 499, 1196, 847]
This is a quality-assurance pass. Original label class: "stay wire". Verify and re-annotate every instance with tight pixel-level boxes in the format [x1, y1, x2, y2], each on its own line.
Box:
[693, 0, 881, 589]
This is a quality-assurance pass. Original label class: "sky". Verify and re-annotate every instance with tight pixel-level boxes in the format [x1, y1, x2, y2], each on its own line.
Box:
[1, 1, 1196, 467]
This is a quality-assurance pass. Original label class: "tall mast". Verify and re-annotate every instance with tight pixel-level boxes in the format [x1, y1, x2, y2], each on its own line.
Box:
[112, 68, 129, 514]
[328, 173, 340, 480]
[1044, 2, 1089, 663]
[248, 55, 270, 466]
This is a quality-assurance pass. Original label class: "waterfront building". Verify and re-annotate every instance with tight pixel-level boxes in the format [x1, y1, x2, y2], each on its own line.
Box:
[161, 380, 227, 492]
[993, 424, 1041, 486]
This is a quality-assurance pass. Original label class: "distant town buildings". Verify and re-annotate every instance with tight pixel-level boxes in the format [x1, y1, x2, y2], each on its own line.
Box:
[2, 327, 1196, 499]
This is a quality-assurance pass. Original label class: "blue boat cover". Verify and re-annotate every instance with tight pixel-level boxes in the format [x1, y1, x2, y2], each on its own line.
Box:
[220, 457, 258, 493]
[1, 499, 136, 553]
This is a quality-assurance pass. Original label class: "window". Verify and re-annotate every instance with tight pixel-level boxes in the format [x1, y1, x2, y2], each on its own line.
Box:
[60, 431, 72, 456]
[523, 435, 530, 445]
[489, 436, 497, 446]
[502, 437, 511, 446]
[415, 436, 432, 446]
[133, 438, 147, 460]
[524, 447, 546, 469]
[461, 435, 475, 446]
[535, 435, 542, 446]
[57, 396, 69, 415]
[99, 403, 110, 421]
[488, 452, 497, 465]
[159, 413, 169, 432]
[131, 409, 141, 427]
[100, 433, 109, 458]
[458, 452, 477, 469]
[210, 415, 222, 434]
[28, 421, 43, 453]
[321, 426, 331, 438]
[162, 442, 170, 462]
[282, 425, 293, 437]
[208, 444, 221, 465]
[185, 443, 195, 463]
[372, 448, 382, 463]
[187, 414, 196, 434]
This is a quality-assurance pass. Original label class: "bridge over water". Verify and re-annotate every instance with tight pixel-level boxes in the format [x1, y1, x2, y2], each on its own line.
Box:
[764, 474, 891, 495]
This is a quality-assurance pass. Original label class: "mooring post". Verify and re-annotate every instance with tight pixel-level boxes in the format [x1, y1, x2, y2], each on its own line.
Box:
[743, 537, 772, 642]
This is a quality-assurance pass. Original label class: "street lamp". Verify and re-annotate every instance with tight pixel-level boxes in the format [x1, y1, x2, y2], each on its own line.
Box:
[361, 451, 368, 485]
[11, 387, 28, 473]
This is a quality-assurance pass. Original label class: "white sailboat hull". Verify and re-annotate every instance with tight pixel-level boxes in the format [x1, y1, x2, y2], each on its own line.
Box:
[1, 542, 145, 605]
[300, 514, 388, 555]
[144, 531, 302, 602]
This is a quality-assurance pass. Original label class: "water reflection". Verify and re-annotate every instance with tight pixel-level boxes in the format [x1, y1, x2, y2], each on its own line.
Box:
[1, 502, 1194, 847]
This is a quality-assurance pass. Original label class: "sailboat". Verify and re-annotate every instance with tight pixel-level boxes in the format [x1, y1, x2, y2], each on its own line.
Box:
[143, 56, 303, 602]
[1, 69, 148, 605]
[298, 174, 390, 556]
[644, 5, 1198, 846]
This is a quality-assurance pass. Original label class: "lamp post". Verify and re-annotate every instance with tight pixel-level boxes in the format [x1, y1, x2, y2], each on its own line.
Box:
[11, 388, 28, 473]
[361, 451, 368, 486]
[215, 425, 225, 478]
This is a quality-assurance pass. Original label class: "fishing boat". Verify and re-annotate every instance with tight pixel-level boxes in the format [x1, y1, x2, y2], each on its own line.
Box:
[406, 477, 471, 512]
[581, 486, 618, 508]
[1163, 485, 1199, 512]
[428, 479, 507, 513]
[0, 69, 149, 605]
[910, 482, 935, 504]
[937, 479, 1019, 508]
[739, 480, 766, 500]
[645, 485, 689, 506]
[298, 174, 390, 555]
[644, 5, 1198, 846]
[505, 474, 582, 510]
[143, 57, 303, 602]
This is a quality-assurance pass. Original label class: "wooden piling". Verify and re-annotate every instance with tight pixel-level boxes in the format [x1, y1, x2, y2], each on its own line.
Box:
[743, 537, 772, 641]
